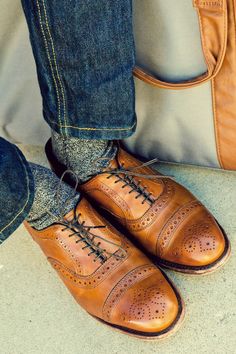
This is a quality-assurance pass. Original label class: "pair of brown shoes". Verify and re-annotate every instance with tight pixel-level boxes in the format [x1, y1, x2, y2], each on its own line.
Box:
[25, 141, 231, 340]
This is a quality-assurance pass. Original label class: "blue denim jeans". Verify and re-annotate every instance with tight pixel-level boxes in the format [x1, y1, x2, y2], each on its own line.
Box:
[0, 138, 34, 244]
[21, 0, 136, 139]
[0, 0, 136, 243]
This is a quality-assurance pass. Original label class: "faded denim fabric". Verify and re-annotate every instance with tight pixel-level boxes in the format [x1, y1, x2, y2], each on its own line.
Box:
[21, 0, 137, 139]
[0, 1, 136, 243]
[0, 138, 34, 244]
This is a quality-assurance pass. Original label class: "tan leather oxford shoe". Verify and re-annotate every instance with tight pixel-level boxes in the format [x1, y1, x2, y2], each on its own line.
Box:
[25, 198, 184, 339]
[46, 140, 231, 275]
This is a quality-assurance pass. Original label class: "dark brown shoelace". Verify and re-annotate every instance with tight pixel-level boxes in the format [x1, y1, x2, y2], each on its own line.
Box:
[92, 157, 174, 206]
[47, 170, 126, 264]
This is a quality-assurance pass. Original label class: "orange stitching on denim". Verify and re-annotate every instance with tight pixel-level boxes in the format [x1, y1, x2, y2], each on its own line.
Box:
[49, 121, 136, 131]
[41, 0, 67, 126]
[36, 0, 62, 126]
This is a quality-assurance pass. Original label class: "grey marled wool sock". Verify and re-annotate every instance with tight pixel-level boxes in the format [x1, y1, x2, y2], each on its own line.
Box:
[26, 163, 81, 230]
[51, 130, 117, 183]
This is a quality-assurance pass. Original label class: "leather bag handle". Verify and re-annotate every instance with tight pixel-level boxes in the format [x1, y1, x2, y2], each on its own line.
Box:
[133, 0, 228, 90]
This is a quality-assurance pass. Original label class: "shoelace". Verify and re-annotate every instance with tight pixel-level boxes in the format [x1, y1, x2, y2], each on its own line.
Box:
[92, 157, 174, 206]
[47, 170, 127, 264]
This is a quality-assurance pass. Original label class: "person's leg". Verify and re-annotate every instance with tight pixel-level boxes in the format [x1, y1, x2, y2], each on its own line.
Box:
[21, 0, 136, 181]
[26, 163, 80, 229]
[21, 0, 136, 138]
[0, 138, 80, 241]
[51, 130, 117, 183]
[0, 138, 34, 244]
[21, 0, 229, 276]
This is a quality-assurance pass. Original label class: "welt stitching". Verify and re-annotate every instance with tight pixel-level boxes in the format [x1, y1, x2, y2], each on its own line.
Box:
[0, 148, 31, 233]
[36, 0, 62, 126]
[41, 0, 67, 126]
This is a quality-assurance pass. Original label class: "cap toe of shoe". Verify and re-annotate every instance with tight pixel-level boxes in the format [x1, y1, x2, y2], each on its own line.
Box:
[109, 270, 183, 337]
[161, 205, 229, 270]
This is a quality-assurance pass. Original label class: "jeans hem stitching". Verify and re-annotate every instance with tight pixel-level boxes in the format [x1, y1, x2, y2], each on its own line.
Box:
[41, 0, 68, 127]
[48, 121, 136, 131]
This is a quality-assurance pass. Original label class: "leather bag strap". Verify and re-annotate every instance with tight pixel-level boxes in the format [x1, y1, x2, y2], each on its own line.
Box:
[133, 0, 228, 90]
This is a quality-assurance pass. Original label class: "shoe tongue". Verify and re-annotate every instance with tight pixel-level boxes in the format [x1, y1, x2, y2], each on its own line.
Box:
[105, 148, 126, 171]
[106, 154, 119, 170]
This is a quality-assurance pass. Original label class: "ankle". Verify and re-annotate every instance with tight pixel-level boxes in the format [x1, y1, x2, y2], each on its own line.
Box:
[51, 130, 117, 183]
[26, 163, 80, 230]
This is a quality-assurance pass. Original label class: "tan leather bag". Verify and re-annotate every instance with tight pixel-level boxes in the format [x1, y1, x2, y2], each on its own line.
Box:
[125, 0, 236, 170]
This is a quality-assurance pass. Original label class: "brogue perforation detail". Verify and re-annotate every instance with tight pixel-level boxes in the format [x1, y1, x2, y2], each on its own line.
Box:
[48, 248, 127, 289]
[182, 223, 216, 254]
[102, 265, 157, 321]
[99, 182, 130, 212]
[157, 200, 201, 256]
[171, 223, 217, 258]
[122, 285, 167, 322]
[125, 181, 174, 232]
[56, 236, 82, 273]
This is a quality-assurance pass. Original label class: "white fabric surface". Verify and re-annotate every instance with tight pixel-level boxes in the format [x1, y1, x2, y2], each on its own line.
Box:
[134, 0, 207, 80]
[0, 0, 49, 146]
[124, 0, 220, 168]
